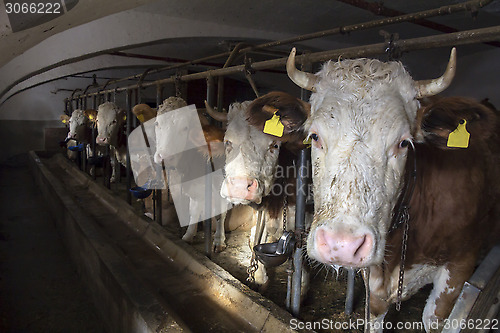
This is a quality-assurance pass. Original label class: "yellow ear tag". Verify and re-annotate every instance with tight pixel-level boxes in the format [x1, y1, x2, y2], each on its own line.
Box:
[263, 112, 284, 137]
[88, 115, 94, 120]
[447, 119, 470, 148]
[137, 114, 145, 123]
[303, 136, 312, 147]
[62, 119, 67, 124]
[123, 115, 127, 121]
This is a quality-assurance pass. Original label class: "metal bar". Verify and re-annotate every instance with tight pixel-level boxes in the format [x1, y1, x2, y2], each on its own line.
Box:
[70, 25, 500, 100]
[337, 0, 500, 48]
[204, 77, 216, 258]
[125, 89, 132, 204]
[92, 95, 97, 180]
[291, 148, 310, 316]
[66, 0, 491, 98]
[154, 85, 163, 225]
[345, 268, 356, 315]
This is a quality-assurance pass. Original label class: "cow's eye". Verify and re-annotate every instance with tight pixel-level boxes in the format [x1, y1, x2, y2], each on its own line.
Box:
[112, 119, 117, 124]
[399, 139, 410, 149]
[311, 133, 319, 141]
[224, 140, 232, 152]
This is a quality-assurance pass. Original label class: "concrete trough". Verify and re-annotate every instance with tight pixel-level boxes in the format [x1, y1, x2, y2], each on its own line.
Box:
[28, 151, 307, 333]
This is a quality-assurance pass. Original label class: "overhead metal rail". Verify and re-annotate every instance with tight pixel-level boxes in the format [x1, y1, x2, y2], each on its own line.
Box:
[68, 24, 500, 102]
[65, 0, 493, 100]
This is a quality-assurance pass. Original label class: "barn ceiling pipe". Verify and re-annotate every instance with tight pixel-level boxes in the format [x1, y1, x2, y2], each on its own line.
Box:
[70, 25, 500, 101]
[337, 0, 499, 48]
[76, 0, 492, 95]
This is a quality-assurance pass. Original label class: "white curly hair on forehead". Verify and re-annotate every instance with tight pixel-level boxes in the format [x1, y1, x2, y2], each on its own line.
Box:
[157, 96, 188, 115]
[306, 57, 420, 132]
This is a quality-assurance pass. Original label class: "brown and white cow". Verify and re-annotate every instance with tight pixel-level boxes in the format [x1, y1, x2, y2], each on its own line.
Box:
[86, 102, 127, 182]
[284, 47, 500, 331]
[206, 93, 312, 291]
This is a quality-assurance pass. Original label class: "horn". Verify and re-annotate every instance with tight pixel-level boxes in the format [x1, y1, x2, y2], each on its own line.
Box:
[204, 100, 228, 122]
[286, 47, 317, 92]
[415, 48, 456, 98]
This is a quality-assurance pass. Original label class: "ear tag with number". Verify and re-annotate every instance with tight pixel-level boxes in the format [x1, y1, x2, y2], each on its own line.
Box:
[302, 136, 312, 147]
[447, 119, 470, 148]
[137, 114, 145, 123]
[263, 111, 284, 137]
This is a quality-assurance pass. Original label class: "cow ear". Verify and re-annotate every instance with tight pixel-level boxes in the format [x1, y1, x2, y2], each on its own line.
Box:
[418, 96, 496, 149]
[132, 104, 157, 123]
[84, 109, 97, 122]
[246, 92, 310, 139]
[60, 115, 70, 124]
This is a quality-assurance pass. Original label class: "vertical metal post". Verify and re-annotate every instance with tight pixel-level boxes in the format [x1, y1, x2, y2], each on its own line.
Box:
[204, 160, 213, 258]
[204, 76, 216, 258]
[155, 85, 163, 225]
[125, 89, 132, 204]
[345, 268, 356, 315]
[291, 148, 310, 316]
[92, 95, 97, 180]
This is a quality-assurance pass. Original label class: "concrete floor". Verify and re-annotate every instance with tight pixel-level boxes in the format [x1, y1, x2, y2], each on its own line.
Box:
[0, 154, 107, 332]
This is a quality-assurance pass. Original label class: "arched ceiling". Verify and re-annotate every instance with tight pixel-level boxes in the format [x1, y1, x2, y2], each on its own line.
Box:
[1, 0, 500, 112]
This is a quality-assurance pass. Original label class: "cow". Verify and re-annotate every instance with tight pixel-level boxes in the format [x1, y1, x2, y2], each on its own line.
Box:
[206, 93, 312, 294]
[86, 102, 127, 183]
[60, 109, 103, 174]
[140, 97, 229, 252]
[284, 47, 500, 331]
[60, 109, 87, 160]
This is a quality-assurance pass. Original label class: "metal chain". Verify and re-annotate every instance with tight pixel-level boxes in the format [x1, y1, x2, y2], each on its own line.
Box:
[247, 210, 264, 284]
[247, 253, 258, 284]
[395, 206, 410, 311]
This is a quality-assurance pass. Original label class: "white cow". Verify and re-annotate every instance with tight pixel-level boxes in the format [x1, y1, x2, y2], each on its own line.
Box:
[206, 93, 312, 295]
[151, 97, 229, 252]
[87, 102, 127, 182]
[60, 109, 103, 171]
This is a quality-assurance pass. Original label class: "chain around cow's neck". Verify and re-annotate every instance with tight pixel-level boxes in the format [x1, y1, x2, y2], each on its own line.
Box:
[390, 141, 417, 311]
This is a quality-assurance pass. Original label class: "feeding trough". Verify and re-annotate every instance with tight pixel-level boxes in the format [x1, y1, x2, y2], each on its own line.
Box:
[129, 186, 152, 199]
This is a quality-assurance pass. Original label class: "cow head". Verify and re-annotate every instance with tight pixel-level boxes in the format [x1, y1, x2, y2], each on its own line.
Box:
[286, 47, 456, 268]
[153, 96, 188, 165]
[208, 92, 309, 205]
[62, 109, 88, 140]
[94, 102, 125, 146]
[153, 96, 224, 169]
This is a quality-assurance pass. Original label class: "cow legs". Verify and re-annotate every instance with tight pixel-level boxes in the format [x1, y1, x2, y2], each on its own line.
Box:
[182, 197, 201, 243]
[109, 148, 118, 183]
[422, 264, 472, 332]
[213, 210, 227, 253]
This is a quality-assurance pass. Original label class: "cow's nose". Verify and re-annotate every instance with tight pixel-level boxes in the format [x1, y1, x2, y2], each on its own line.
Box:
[96, 137, 107, 145]
[314, 227, 373, 267]
[222, 177, 260, 202]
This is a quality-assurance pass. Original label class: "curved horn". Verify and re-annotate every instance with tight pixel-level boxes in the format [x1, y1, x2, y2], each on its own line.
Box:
[286, 47, 317, 92]
[415, 48, 456, 98]
[204, 100, 228, 122]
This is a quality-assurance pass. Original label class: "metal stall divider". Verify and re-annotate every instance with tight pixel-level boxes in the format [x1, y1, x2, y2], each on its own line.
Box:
[125, 89, 133, 205]
[204, 76, 216, 258]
